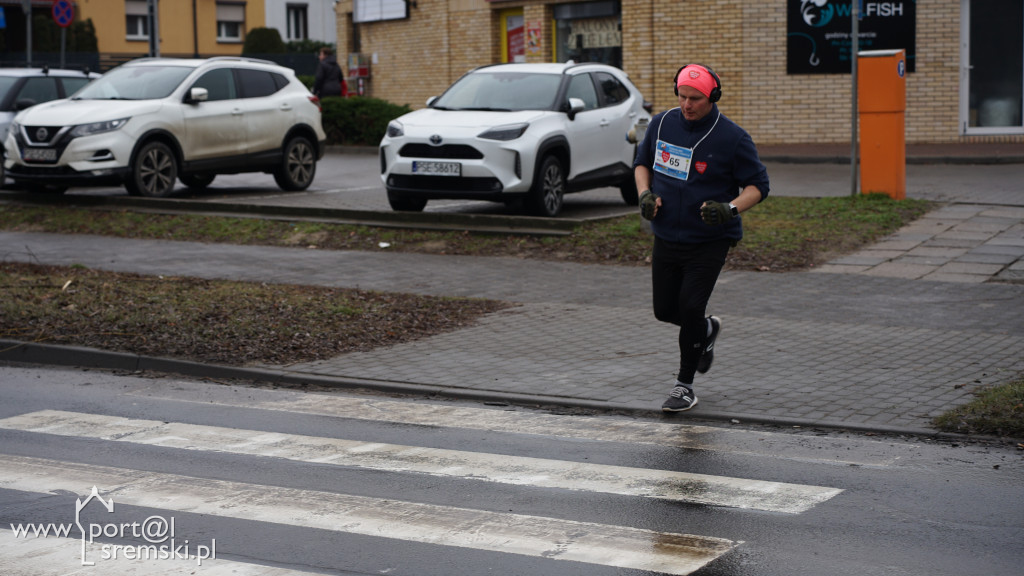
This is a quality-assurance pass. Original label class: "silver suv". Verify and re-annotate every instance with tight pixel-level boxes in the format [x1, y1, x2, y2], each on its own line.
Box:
[3, 57, 326, 196]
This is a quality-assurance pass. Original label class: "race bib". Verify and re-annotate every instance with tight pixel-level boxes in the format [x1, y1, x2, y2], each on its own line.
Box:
[653, 139, 693, 181]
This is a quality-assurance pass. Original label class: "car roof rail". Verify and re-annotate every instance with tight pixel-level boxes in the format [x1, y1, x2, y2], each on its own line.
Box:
[206, 56, 277, 66]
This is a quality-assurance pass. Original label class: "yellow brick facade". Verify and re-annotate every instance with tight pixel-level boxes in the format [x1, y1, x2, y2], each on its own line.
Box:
[336, 0, 1023, 145]
[76, 0, 265, 60]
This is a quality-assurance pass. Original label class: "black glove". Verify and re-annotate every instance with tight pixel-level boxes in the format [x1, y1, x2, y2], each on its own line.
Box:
[639, 190, 659, 220]
[700, 201, 734, 226]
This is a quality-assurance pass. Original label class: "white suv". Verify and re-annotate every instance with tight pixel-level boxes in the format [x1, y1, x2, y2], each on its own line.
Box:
[379, 62, 651, 217]
[4, 57, 326, 196]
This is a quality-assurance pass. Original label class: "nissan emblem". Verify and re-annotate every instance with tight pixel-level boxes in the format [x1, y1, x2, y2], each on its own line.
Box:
[35, 127, 49, 142]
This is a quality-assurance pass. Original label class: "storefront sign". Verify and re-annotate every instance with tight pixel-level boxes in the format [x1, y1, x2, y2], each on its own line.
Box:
[787, 0, 916, 74]
[566, 17, 620, 50]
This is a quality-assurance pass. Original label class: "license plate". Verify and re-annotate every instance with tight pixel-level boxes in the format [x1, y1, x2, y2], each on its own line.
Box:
[412, 161, 460, 176]
[23, 148, 57, 162]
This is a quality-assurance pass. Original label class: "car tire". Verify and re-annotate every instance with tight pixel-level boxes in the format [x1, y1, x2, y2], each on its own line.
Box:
[387, 190, 427, 212]
[274, 136, 316, 191]
[179, 173, 216, 190]
[527, 155, 565, 217]
[125, 141, 178, 197]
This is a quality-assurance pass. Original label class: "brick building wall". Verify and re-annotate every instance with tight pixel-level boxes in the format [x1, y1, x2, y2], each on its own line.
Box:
[336, 0, 1022, 146]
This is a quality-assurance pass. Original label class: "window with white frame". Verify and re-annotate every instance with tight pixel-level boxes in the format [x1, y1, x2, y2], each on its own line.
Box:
[287, 4, 308, 41]
[217, 2, 246, 43]
[125, 0, 149, 41]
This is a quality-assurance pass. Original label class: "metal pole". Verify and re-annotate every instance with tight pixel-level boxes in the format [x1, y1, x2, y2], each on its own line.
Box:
[850, 0, 859, 197]
[60, 28, 67, 69]
[148, 0, 159, 57]
[23, 0, 32, 66]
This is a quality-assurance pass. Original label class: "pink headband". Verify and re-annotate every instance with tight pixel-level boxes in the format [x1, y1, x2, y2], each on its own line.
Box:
[677, 64, 717, 99]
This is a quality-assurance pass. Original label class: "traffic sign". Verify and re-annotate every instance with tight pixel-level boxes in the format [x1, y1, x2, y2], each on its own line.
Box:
[52, 0, 73, 28]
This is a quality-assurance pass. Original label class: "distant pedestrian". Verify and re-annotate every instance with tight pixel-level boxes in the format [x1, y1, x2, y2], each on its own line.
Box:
[313, 47, 343, 97]
[633, 63, 770, 412]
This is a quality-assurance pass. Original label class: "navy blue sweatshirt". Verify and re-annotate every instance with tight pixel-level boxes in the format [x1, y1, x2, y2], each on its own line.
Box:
[634, 105, 770, 244]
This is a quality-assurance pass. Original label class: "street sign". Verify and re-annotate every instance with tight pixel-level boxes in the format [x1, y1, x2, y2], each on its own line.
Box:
[52, 0, 73, 28]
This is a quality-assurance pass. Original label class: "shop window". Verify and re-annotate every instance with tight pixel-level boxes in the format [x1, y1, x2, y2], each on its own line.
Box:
[287, 4, 308, 41]
[553, 1, 622, 68]
[963, 0, 1023, 132]
[125, 0, 148, 41]
[217, 2, 246, 43]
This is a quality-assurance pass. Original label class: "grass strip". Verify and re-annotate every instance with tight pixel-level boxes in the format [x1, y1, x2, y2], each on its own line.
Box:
[0, 194, 933, 271]
[1, 262, 509, 366]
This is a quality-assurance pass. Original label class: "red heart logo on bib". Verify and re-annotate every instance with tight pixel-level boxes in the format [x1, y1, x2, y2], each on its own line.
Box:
[661, 151, 671, 163]
[695, 161, 707, 174]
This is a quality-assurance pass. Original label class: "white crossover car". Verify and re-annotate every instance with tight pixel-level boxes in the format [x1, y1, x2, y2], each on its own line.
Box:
[379, 62, 652, 217]
[3, 57, 326, 196]
[0, 66, 101, 187]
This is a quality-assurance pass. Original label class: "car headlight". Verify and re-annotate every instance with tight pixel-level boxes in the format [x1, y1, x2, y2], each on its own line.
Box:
[69, 118, 130, 138]
[478, 123, 529, 141]
[386, 120, 404, 138]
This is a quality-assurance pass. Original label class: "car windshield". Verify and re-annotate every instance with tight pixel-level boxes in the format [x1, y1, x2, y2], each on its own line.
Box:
[73, 65, 194, 100]
[432, 71, 562, 111]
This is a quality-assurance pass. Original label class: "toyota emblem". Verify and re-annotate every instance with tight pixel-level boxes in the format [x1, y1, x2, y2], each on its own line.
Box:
[35, 127, 49, 142]
[429, 134, 442, 146]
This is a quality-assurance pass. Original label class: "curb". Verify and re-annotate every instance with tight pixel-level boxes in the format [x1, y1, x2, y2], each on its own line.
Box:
[0, 339, 948, 439]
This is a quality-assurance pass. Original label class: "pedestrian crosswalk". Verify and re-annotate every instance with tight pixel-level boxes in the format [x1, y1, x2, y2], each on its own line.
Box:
[0, 380, 852, 576]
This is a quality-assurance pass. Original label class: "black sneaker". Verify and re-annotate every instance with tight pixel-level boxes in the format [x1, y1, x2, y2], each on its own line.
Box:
[662, 385, 698, 412]
[696, 316, 721, 374]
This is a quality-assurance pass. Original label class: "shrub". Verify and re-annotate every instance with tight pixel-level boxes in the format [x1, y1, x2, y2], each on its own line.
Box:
[243, 27, 286, 54]
[319, 97, 412, 146]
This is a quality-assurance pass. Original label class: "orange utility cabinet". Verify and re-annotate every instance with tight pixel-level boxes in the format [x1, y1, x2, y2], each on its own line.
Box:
[858, 49, 907, 199]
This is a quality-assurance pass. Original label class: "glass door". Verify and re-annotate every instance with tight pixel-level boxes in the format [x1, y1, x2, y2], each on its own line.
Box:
[962, 0, 1024, 133]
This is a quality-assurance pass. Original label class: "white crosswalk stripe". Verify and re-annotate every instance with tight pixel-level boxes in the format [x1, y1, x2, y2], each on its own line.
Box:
[0, 455, 733, 575]
[0, 410, 841, 514]
[0, 384, 847, 576]
[125, 380, 909, 467]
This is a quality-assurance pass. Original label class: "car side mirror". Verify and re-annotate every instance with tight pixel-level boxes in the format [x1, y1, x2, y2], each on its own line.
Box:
[426, 96, 437, 107]
[566, 97, 585, 121]
[185, 87, 209, 104]
[15, 98, 37, 111]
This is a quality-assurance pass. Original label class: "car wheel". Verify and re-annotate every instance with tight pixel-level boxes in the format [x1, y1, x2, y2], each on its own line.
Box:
[619, 177, 639, 206]
[274, 136, 316, 191]
[125, 141, 177, 197]
[179, 173, 216, 190]
[387, 190, 427, 212]
[527, 155, 565, 217]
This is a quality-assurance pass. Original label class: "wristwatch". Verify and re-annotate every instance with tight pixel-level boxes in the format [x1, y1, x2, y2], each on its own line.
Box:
[728, 203, 739, 217]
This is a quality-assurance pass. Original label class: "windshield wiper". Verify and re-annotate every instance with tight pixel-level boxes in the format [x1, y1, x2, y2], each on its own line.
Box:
[459, 107, 512, 112]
